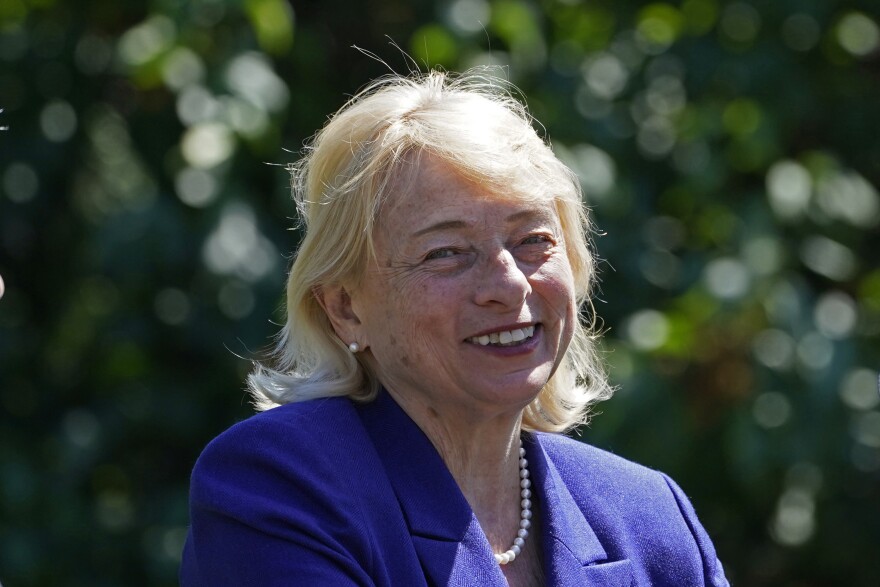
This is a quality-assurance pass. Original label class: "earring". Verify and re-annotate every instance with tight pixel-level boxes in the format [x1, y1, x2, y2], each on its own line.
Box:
[348, 342, 360, 353]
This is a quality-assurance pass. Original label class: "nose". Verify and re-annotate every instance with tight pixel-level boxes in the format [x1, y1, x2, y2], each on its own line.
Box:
[473, 248, 531, 308]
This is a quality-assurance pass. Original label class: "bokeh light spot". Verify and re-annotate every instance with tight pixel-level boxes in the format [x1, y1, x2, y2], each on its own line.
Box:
[162, 47, 205, 91]
[782, 14, 821, 52]
[583, 52, 629, 100]
[839, 368, 880, 411]
[753, 328, 795, 370]
[154, 288, 191, 325]
[704, 257, 751, 300]
[74, 34, 113, 75]
[176, 85, 222, 126]
[447, 0, 490, 34]
[722, 98, 761, 137]
[557, 143, 616, 200]
[814, 291, 857, 340]
[175, 167, 219, 208]
[796, 331, 833, 372]
[95, 490, 134, 531]
[800, 236, 857, 282]
[753, 391, 791, 428]
[181, 122, 235, 169]
[117, 15, 176, 67]
[3, 161, 38, 202]
[766, 160, 812, 220]
[721, 2, 761, 44]
[202, 202, 278, 282]
[62, 409, 100, 449]
[743, 236, 784, 276]
[816, 170, 880, 228]
[225, 51, 290, 113]
[626, 309, 670, 351]
[40, 99, 77, 142]
[218, 281, 256, 320]
[852, 411, 880, 448]
[636, 4, 684, 53]
[770, 487, 815, 546]
[837, 12, 880, 57]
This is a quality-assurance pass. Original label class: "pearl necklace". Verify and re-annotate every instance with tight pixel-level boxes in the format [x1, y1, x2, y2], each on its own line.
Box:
[494, 440, 532, 565]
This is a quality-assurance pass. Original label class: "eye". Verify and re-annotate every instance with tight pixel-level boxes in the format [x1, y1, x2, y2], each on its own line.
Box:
[521, 234, 553, 246]
[425, 248, 458, 260]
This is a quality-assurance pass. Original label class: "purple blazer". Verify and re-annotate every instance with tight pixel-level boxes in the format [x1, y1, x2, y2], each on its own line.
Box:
[181, 390, 729, 586]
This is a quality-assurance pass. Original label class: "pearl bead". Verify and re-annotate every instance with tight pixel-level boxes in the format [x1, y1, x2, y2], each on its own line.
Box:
[495, 439, 533, 566]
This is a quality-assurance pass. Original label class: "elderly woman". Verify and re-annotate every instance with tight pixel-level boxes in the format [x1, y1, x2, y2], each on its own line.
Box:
[180, 70, 729, 586]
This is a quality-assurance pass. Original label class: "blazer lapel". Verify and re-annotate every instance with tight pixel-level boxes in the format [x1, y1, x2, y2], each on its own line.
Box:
[357, 391, 507, 586]
[529, 434, 634, 587]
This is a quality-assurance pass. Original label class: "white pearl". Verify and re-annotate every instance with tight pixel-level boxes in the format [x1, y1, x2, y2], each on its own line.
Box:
[494, 439, 533, 566]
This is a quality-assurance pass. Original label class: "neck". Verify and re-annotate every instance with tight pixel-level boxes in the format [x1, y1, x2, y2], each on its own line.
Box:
[384, 387, 527, 551]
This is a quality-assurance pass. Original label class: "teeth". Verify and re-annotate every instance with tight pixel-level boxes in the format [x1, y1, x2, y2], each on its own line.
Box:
[469, 325, 536, 346]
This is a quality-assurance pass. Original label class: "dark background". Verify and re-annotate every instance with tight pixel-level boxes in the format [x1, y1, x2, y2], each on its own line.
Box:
[1, 0, 879, 585]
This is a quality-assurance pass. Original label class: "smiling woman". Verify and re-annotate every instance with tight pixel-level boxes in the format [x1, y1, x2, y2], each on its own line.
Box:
[180, 69, 730, 587]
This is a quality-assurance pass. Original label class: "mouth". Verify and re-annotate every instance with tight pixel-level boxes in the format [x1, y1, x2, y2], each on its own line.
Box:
[467, 324, 537, 347]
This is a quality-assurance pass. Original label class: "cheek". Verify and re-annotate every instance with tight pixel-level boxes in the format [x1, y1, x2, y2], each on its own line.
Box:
[533, 260, 577, 315]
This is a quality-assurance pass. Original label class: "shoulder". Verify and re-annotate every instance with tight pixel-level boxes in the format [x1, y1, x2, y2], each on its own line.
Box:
[190, 397, 372, 509]
[535, 432, 729, 586]
[535, 432, 668, 494]
[198, 397, 364, 464]
[535, 431, 693, 517]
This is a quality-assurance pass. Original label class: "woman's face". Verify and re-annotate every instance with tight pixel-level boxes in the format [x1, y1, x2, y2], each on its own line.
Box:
[348, 155, 577, 419]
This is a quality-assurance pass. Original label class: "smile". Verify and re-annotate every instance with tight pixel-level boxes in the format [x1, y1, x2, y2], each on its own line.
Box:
[467, 325, 536, 347]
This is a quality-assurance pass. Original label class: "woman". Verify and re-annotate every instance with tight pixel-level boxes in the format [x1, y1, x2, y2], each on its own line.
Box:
[180, 70, 729, 586]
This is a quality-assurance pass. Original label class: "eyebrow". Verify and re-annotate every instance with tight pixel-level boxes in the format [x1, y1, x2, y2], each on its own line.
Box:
[409, 209, 554, 239]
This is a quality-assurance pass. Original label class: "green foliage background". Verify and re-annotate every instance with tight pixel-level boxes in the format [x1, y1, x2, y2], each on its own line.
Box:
[1, 0, 878, 585]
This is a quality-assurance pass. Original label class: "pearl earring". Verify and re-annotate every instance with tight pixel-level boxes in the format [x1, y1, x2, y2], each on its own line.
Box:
[348, 342, 360, 353]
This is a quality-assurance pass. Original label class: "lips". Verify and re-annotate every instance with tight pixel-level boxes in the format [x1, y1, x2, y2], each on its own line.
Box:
[467, 325, 537, 347]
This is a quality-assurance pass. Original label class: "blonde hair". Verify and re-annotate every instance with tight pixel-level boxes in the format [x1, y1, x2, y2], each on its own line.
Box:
[248, 69, 612, 432]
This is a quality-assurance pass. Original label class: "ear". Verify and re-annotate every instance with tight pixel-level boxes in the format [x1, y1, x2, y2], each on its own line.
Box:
[314, 283, 365, 347]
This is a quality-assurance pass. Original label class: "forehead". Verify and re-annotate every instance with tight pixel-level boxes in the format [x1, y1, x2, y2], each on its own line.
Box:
[380, 154, 558, 227]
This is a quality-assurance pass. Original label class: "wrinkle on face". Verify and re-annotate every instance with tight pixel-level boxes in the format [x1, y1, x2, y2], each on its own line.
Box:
[347, 153, 576, 426]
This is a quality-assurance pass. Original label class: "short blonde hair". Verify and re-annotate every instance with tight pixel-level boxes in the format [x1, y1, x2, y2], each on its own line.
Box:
[248, 69, 612, 432]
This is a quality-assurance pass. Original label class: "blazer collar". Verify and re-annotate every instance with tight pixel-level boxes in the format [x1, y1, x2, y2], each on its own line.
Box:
[528, 434, 634, 585]
[357, 391, 508, 586]
[357, 391, 632, 586]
